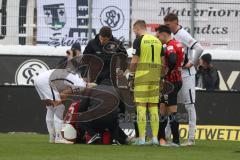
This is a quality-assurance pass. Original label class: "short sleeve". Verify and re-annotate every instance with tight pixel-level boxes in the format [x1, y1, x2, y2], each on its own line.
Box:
[175, 29, 197, 49]
[161, 46, 165, 57]
[132, 36, 142, 57]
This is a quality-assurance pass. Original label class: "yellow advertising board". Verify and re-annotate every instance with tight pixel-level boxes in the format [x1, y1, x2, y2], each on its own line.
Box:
[180, 125, 240, 141]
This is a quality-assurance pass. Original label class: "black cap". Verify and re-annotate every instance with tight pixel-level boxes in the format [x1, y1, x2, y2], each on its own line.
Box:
[71, 42, 81, 51]
[201, 53, 212, 64]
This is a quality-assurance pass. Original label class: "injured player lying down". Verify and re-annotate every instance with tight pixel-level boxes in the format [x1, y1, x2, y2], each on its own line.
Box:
[60, 84, 132, 145]
[34, 69, 96, 143]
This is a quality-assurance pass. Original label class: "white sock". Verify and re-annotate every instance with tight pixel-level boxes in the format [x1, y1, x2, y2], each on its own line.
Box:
[139, 137, 145, 144]
[54, 104, 65, 139]
[46, 106, 55, 141]
[152, 137, 158, 142]
[165, 119, 172, 140]
[185, 103, 197, 140]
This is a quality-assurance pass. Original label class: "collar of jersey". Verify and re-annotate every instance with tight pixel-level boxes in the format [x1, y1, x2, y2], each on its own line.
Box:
[174, 25, 183, 35]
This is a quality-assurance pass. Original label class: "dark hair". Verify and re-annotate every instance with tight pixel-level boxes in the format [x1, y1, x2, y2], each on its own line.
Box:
[99, 26, 112, 38]
[133, 20, 146, 29]
[155, 25, 171, 34]
[201, 53, 212, 64]
[71, 42, 81, 51]
[164, 13, 178, 22]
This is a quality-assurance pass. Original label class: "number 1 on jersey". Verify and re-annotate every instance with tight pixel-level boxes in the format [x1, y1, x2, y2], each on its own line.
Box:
[151, 45, 154, 62]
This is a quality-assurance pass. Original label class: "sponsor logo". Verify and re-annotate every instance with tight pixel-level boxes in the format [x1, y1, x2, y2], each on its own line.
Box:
[122, 129, 135, 137]
[15, 59, 50, 85]
[179, 125, 240, 141]
[218, 71, 240, 91]
[100, 6, 124, 31]
[121, 125, 240, 141]
[43, 3, 66, 30]
[41, 2, 97, 47]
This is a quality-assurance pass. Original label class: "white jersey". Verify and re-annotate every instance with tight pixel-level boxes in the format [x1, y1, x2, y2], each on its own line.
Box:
[34, 69, 86, 101]
[48, 69, 86, 89]
[173, 26, 198, 78]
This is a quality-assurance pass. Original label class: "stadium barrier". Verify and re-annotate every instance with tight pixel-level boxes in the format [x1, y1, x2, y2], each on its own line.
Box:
[0, 54, 65, 86]
[179, 125, 240, 141]
[0, 85, 239, 141]
[0, 51, 239, 90]
[0, 53, 239, 141]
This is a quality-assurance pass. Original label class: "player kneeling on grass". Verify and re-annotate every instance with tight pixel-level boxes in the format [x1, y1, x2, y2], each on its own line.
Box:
[34, 66, 96, 144]
[155, 25, 184, 147]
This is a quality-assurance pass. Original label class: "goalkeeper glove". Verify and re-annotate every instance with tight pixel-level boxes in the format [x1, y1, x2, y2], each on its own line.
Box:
[127, 72, 135, 91]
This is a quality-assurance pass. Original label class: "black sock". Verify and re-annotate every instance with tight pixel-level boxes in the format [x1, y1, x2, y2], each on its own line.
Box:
[169, 112, 180, 144]
[158, 115, 168, 140]
[134, 121, 139, 138]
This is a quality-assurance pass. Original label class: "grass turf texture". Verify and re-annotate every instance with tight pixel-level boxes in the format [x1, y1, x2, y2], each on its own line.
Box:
[0, 133, 239, 160]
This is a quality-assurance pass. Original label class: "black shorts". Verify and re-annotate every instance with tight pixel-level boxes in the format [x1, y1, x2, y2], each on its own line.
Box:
[161, 81, 182, 106]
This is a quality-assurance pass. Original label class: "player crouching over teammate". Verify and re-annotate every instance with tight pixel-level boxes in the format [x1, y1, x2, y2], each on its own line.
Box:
[34, 45, 96, 144]
[155, 25, 184, 147]
[34, 69, 96, 144]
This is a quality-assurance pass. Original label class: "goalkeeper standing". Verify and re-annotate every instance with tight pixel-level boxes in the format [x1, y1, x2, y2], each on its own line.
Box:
[129, 20, 163, 145]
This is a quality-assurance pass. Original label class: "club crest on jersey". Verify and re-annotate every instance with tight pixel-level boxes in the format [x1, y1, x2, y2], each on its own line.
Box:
[43, 3, 66, 30]
[167, 45, 174, 50]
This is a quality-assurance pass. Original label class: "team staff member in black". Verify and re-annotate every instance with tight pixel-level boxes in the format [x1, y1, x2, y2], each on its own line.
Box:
[83, 26, 128, 85]
[79, 26, 129, 144]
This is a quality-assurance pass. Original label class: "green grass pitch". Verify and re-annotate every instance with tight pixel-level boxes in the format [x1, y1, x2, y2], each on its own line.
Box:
[0, 133, 239, 160]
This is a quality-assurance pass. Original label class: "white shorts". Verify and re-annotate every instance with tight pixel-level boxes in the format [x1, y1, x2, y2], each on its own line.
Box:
[34, 69, 86, 101]
[177, 75, 196, 104]
[34, 69, 60, 101]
